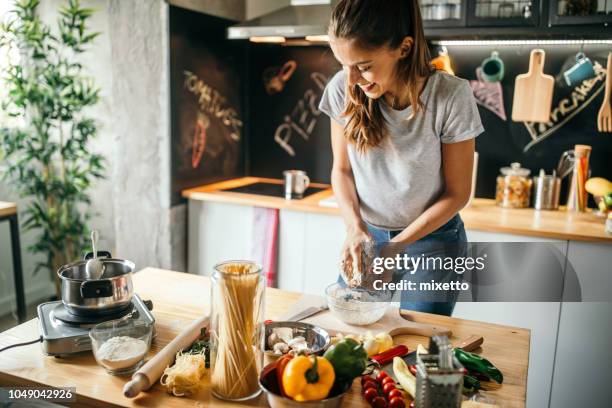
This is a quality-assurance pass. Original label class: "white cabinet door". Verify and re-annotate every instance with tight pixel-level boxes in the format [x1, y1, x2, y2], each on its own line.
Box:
[454, 229, 567, 408]
[549, 241, 612, 408]
[187, 200, 254, 276]
[301, 212, 346, 296]
[277, 210, 306, 293]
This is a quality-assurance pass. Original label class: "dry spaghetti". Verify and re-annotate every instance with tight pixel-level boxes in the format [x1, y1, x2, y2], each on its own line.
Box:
[210, 261, 264, 400]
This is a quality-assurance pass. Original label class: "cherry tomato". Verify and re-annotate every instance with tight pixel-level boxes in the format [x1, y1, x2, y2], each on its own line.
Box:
[363, 381, 377, 391]
[362, 377, 376, 386]
[381, 376, 395, 386]
[389, 397, 406, 408]
[363, 387, 378, 403]
[376, 371, 389, 382]
[371, 396, 388, 408]
[362, 375, 374, 385]
[409, 401, 415, 408]
[383, 383, 396, 395]
[388, 389, 403, 399]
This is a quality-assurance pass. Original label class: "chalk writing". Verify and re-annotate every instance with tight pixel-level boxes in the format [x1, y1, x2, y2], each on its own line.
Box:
[522, 61, 606, 152]
[274, 72, 329, 156]
[469, 68, 507, 121]
[191, 113, 209, 168]
[183, 70, 243, 142]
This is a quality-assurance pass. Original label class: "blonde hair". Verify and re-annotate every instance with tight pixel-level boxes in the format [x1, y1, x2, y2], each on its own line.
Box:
[329, 0, 434, 152]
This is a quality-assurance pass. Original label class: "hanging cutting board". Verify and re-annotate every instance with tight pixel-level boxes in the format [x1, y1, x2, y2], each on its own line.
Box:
[280, 294, 452, 338]
[511, 49, 554, 123]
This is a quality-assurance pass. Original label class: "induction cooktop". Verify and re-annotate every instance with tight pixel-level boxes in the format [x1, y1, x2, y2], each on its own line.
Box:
[221, 182, 327, 198]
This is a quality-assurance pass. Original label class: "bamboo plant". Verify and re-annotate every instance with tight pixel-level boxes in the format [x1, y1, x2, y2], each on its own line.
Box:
[0, 0, 104, 295]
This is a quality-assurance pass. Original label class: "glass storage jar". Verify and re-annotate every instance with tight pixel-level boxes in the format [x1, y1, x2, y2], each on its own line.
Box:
[495, 162, 532, 208]
[210, 260, 264, 401]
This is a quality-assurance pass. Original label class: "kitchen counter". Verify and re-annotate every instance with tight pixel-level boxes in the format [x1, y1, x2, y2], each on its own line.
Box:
[183, 177, 611, 242]
[0, 268, 530, 407]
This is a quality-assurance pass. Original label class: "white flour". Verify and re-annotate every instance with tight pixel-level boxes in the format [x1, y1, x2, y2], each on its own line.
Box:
[96, 336, 148, 370]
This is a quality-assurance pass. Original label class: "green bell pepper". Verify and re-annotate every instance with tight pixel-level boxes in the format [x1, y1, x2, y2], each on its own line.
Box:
[454, 348, 503, 384]
[323, 338, 368, 382]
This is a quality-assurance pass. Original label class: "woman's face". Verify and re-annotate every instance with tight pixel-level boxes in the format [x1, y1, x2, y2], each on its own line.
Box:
[330, 37, 408, 100]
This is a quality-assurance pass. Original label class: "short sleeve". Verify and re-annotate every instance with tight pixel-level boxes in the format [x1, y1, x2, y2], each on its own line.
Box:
[318, 70, 348, 125]
[440, 80, 484, 143]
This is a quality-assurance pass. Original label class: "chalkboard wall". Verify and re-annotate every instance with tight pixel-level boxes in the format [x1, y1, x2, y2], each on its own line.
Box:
[170, 7, 246, 205]
[170, 6, 612, 205]
[246, 46, 340, 184]
[246, 43, 612, 203]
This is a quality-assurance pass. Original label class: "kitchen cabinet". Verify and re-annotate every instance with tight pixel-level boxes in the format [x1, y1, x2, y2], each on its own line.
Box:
[187, 200, 255, 276]
[548, 0, 612, 26]
[454, 229, 567, 408]
[467, 0, 541, 27]
[548, 241, 612, 408]
[421, 0, 609, 38]
[421, 0, 468, 28]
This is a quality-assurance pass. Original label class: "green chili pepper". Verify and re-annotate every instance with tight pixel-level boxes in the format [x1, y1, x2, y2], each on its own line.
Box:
[323, 338, 368, 383]
[454, 348, 503, 383]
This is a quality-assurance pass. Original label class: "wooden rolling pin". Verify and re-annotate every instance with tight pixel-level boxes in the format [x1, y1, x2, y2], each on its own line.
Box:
[123, 315, 210, 398]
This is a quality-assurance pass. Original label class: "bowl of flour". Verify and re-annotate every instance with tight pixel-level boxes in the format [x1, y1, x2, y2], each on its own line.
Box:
[90, 319, 152, 375]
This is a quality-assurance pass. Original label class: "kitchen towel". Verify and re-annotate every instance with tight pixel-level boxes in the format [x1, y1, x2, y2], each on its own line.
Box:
[250, 207, 279, 287]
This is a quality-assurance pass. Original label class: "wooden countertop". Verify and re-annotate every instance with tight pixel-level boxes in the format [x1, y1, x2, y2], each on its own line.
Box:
[183, 177, 611, 243]
[0, 268, 530, 407]
[0, 201, 17, 218]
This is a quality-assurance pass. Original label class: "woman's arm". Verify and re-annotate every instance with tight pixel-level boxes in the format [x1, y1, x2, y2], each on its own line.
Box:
[390, 138, 475, 244]
[330, 120, 363, 231]
[330, 120, 371, 274]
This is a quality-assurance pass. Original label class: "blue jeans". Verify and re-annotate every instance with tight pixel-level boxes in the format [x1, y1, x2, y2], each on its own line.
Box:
[367, 214, 467, 316]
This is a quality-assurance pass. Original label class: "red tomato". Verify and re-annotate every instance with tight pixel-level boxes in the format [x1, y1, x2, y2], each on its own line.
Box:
[362, 375, 374, 384]
[383, 383, 396, 395]
[409, 401, 415, 408]
[371, 396, 388, 408]
[389, 397, 406, 408]
[388, 389, 403, 399]
[363, 387, 378, 403]
[376, 371, 389, 382]
[381, 376, 395, 386]
[363, 381, 377, 391]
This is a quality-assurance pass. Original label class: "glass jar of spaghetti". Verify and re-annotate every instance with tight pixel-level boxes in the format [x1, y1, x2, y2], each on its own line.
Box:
[210, 260, 264, 401]
[495, 162, 532, 208]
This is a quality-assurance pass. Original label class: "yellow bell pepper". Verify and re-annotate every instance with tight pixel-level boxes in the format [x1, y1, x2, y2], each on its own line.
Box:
[282, 355, 335, 401]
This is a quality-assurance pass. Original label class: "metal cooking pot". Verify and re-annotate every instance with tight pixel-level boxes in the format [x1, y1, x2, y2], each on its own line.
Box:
[57, 251, 135, 316]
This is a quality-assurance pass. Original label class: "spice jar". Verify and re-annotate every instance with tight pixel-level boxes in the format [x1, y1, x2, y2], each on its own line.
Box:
[495, 162, 532, 208]
[210, 260, 264, 401]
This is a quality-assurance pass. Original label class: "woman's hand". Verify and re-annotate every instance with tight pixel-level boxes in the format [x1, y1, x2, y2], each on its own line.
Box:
[340, 225, 372, 287]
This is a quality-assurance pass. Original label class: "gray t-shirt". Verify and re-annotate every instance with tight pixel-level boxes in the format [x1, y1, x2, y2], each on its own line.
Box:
[318, 69, 484, 230]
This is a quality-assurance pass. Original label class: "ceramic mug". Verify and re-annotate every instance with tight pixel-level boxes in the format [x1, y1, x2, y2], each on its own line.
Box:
[480, 51, 505, 82]
[563, 52, 595, 87]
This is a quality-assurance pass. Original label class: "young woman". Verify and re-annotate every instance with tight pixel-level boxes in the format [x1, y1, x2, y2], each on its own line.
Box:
[318, 0, 484, 316]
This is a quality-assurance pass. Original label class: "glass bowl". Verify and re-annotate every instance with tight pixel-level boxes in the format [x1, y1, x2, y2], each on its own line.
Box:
[89, 318, 152, 375]
[325, 283, 392, 326]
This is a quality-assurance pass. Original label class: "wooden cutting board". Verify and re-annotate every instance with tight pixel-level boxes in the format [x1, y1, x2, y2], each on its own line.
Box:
[280, 294, 452, 338]
[511, 49, 554, 123]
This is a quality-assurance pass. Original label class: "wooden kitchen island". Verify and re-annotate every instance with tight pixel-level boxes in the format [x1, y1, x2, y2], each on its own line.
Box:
[0, 268, 530, 407]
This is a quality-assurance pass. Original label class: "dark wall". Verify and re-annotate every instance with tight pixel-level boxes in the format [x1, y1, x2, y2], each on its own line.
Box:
[169, 7, 246, 205]
[246, 43, 612, 202]
[443, 44, 612, 200]
[169, 7, 611, 204]
[246, 45, 341, 184]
